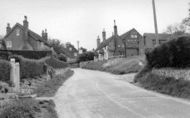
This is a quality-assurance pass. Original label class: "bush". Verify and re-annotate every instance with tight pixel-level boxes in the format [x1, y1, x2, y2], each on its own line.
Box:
[57, 53, 67, 62]
[146, 36, 190, 68]
[0, 60, 11, 83]
[45, 56, 68, 69]
[77, 51, 97, 63]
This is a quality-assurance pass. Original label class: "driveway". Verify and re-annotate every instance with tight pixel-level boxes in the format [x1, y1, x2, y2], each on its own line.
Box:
[54, 68, 190, 118]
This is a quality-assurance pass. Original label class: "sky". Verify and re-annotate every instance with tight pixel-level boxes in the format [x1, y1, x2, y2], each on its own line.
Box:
[0, 0, 189, 50]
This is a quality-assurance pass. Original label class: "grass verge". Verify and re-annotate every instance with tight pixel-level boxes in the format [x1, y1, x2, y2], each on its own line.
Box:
[34, 69, 74, 97]
[0, 98, 58, 118]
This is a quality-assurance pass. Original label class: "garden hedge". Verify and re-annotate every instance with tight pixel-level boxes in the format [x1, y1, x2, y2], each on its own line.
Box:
[0, 60, 11, 83]
[44, 57, 68, 69]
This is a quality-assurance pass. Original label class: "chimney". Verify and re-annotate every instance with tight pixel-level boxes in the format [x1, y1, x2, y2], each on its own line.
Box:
[114, 20, 118, 35]
[42, 30, 45, 38]
[23, 16, 29, 41]
[44, 29, 48, 41]
[97, 36, 100, 48]
[102, 29, 106, 41]
[6, 23, 11, 35]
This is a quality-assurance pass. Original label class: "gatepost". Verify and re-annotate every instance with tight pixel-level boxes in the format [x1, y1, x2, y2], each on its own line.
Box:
[10, 58, 20, 93]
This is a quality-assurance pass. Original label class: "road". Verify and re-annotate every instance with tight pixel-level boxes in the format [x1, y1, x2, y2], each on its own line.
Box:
[54, 68, 190, 118]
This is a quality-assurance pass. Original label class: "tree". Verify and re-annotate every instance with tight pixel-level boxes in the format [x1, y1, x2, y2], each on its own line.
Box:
[77, 51, 97, 63]
[165, 23, 186, 35]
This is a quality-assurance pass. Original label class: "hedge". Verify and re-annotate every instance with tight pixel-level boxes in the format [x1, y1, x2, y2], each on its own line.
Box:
[10, 55, 46, 79]
[0, 60, 11, 83]
[146, 36, 190, 68]
[45, 57, 68, 69]
[0, 50, 52, 59]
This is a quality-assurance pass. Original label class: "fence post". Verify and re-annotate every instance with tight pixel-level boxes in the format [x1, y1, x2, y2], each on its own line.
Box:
[10, 58, 20, 93]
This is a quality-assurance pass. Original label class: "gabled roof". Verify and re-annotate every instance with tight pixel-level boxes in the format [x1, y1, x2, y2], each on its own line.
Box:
[4, 23, 51, 47]
[96, 35, 120, 51]
[143, 33, 171, 40]
[120, 28, 142, 39]
[96, 28, 142, 51]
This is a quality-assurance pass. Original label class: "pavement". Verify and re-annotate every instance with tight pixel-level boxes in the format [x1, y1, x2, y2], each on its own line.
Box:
[54, 68, 190, 118]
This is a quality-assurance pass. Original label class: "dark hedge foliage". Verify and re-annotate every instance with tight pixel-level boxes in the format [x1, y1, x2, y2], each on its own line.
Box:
[0, 60, 11, 83]
[45, 56, 68, 69]
[9, 55, 46, 79]
[146, 36, 190, 68]
[0, 50, 52, 59]
[77, 51, 97, 63]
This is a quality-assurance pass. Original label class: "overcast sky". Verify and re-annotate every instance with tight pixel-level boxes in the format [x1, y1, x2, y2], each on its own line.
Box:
[0, 0, 189, 50]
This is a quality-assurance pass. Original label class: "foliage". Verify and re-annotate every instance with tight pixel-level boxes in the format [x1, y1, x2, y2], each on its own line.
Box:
[0, 60, 11, 83]
[45, 56, 68, 69]
[146, 36, 190, 68]
[57, 53, 67, 62]
[10, 55, 47, 79]
[77, 51, 97, 62]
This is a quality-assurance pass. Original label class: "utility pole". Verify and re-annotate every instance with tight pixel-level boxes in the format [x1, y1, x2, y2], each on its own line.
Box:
[77, 40, 80, 54]
[152, 0, 159, 46]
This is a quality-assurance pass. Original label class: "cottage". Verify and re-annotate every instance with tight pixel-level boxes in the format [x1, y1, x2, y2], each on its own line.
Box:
[3, 16, 51, 51]
[96, 20, 143, 59]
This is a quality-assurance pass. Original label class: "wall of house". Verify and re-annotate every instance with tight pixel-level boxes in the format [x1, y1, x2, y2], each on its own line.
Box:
[126, 48, 138, 57]
[4, 26, 25, 50]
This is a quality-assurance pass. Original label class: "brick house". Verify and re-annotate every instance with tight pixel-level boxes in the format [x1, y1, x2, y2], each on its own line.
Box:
[3, 16, 51, 51]
[96, 20, 143, 59]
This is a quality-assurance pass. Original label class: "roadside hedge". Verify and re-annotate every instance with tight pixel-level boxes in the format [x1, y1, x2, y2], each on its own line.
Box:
[10, 55, 46, 79]
[45, 57, 68, 69]
[0, 60, 11, 83]
[146, 36, 190, 68]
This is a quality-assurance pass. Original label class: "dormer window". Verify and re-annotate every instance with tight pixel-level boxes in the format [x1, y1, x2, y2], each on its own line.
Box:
[16, 29, 20, 36]
[69, 47, 72, 51]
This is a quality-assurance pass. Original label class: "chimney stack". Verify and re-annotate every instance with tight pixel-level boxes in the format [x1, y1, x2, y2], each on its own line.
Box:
[44, 29, 48, 41]
[23, 16, 29, 41]
[42, 30, 45, 38]
[114, 20, 118, 35]
[102, 29, 106, 41]
[6, 23, 11, 35]
[97, 36, 100, 48]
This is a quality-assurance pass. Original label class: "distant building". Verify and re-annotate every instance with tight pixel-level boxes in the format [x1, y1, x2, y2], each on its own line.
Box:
[3, 16, 51, 51]
[142, 33, 171, 50]
[65, 42, 78, 58]
[96, 20, 143, 59]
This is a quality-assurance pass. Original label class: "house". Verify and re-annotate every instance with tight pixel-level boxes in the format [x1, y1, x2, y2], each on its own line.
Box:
[65, 42, 78, 59]
[96, 20, 143, 60]
[142, 33, 172, 50]
[3, 16, 51, 51]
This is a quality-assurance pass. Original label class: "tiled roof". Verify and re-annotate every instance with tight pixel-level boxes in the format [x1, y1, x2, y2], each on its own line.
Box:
[4, 23, 51, 47]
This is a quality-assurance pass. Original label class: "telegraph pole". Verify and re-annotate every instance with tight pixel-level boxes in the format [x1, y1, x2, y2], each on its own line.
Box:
[152, 0, 159, 46]
[77, 40, 80, 54]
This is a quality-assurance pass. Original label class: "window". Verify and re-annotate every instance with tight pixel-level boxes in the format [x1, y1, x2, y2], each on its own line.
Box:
[6, 41, 12, 48]
[131, 34, 137, 38]
[69, 47, 72, 51]
[16, 29, 20, 36]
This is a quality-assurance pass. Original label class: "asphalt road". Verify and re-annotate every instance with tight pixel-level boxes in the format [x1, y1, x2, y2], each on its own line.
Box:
[54, 68, 190, 118]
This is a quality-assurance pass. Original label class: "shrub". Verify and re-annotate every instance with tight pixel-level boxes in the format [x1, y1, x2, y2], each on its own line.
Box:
[45, 56, 68, 69]
[77, 51, 97, 63]
[0, 60, 11, 83]
[146, 36, 190, 68]
[57, 53, 67, 62]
